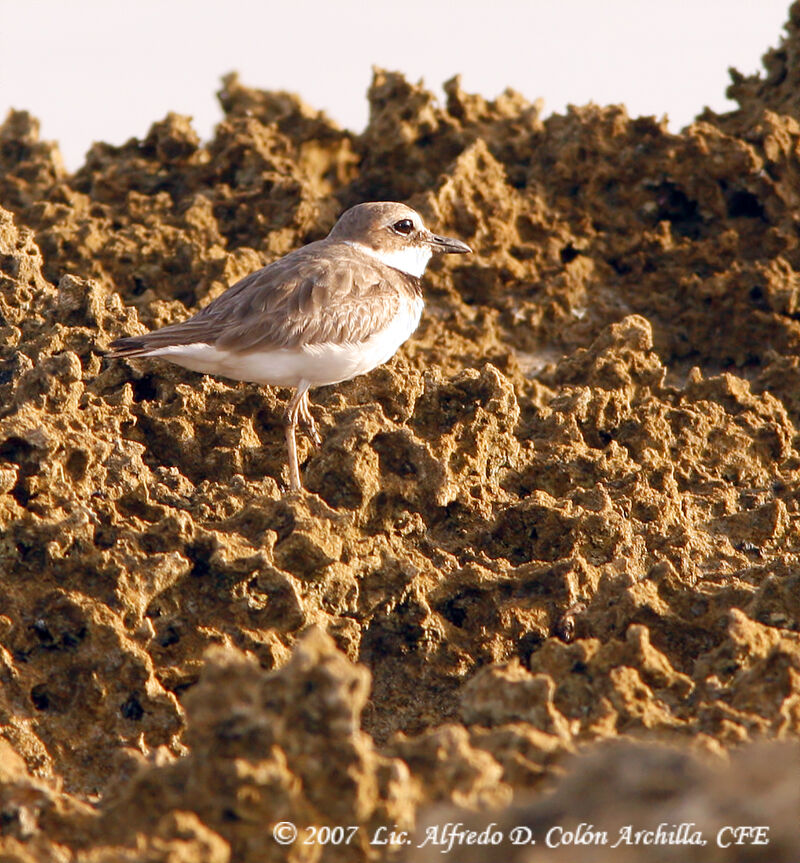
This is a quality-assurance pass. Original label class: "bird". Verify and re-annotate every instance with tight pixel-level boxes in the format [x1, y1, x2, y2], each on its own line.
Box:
[108, 201, 472, 492]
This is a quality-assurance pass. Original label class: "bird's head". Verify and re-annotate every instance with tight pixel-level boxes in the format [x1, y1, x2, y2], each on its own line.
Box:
[329, 201, 472, 277]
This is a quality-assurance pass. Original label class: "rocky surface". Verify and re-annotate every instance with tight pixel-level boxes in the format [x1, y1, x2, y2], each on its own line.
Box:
[2, 5, 800, 861]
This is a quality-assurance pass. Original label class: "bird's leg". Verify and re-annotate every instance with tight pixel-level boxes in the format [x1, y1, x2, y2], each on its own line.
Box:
[283, 385, 309, 492]
[297, 390, 321, 447]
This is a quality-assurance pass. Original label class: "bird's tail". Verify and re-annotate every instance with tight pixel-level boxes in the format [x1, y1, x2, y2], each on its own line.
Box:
[107, 318, 216, 358]
[106, 334, 160, 358]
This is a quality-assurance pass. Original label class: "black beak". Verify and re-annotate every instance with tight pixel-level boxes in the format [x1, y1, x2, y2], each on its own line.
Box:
[425, 232, 472, 255]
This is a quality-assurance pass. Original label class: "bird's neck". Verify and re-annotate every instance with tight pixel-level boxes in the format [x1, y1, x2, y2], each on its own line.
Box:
[345, 241, 432, 279]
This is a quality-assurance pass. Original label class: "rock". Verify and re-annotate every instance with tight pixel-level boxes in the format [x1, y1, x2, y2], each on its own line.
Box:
[4, 10, 800, 856]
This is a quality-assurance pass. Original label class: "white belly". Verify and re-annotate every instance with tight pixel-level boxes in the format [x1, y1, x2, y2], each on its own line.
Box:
[144, 297, 423, 388]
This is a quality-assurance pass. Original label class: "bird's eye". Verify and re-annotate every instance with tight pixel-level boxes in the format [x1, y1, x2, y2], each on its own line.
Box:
[392, 219, 414, 235]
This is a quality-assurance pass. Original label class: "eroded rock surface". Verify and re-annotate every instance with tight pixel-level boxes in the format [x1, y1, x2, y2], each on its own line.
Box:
[3, 5, 800, 860]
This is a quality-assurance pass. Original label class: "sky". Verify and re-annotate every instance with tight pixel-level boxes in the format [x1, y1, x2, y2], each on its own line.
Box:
[0, 0, 793, 171]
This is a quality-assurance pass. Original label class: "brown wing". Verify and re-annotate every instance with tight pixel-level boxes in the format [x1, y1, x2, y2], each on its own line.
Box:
[109, 241, 421, 357]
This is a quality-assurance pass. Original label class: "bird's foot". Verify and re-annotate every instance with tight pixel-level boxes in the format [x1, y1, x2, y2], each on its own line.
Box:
[297, 398, 322, 447]
[301, 417, 322, 448]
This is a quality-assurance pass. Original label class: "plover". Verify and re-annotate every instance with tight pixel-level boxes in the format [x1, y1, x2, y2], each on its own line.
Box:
[109, 201, 471, 491]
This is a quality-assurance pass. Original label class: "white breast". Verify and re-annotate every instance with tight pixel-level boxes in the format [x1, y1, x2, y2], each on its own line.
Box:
[143, 297, 424, 388]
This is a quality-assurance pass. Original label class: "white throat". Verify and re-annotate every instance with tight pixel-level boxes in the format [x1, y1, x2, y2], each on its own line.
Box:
[347, 241, 432, 278]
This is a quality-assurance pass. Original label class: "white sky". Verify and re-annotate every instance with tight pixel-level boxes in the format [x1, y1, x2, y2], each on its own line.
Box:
[0, 0, 793, 171]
